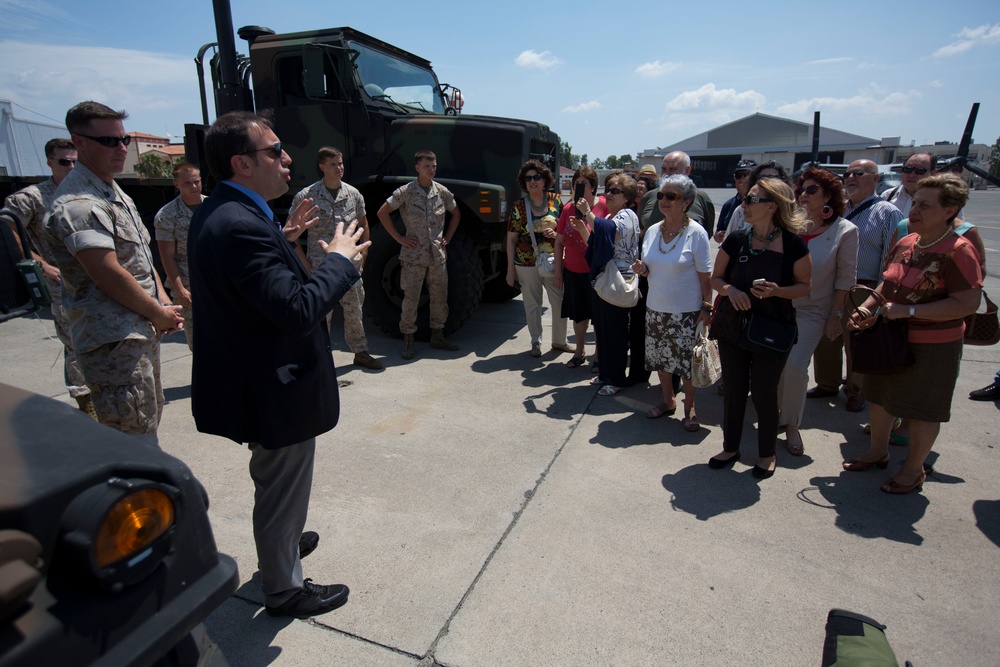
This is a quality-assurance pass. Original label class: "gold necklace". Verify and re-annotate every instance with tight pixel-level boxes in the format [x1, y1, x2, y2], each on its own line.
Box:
[915, 227, 953, 249]
[658, 218, 688, 254]
[529, 196, 547, 215]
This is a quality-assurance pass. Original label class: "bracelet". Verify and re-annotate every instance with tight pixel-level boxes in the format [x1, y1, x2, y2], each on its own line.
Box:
[701, 305, 713, 313]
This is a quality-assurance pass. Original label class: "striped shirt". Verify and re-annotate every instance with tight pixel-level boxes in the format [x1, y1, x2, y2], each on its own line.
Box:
[846, 194, 902, 282]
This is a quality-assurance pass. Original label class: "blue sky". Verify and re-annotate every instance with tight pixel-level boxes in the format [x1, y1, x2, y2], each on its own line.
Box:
[2, 0, 998, 162]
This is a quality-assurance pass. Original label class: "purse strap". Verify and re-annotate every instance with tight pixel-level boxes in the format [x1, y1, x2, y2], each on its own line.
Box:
[524, 195, 541, 256]
[846, 284, 889, 327]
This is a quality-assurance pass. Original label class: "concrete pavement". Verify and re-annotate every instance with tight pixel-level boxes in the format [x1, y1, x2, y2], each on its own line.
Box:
[2, 190, 999, 666]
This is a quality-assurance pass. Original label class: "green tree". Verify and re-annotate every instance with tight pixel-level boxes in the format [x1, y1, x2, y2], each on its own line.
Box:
[136, 153, 172, 179]
[591, 157, 606, 169]
[990, 136, 1000, 178]
[560, 141, 582, 169]
[581, 153, 588, 167]
[605, 155, 619, 169]
[619, 154, 633, 168]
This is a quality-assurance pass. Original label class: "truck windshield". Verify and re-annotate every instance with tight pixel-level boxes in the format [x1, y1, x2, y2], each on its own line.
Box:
[350, 42, 445, 113]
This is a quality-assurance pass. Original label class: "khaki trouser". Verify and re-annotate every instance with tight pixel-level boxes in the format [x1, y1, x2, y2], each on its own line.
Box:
[399, 260, 448, 335]
[51, 299, 89, 398]
[329, 256, 368, 353]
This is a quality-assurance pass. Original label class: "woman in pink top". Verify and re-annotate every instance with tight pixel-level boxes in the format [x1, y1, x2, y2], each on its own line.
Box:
[554, 166, 608, 368]
[845, 174, 982, 494]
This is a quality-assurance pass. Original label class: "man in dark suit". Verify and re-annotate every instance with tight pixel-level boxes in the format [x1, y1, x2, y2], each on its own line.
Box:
[189, 111, 368, 618]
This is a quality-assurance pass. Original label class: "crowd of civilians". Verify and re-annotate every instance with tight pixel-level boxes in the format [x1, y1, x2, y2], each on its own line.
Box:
[506, 152, 988, 494]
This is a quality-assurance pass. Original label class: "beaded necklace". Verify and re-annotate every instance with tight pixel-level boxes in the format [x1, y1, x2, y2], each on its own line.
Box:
[657, 218, 689, 254]
[914, 227, 953, 250]
[748, 226, 780, 256]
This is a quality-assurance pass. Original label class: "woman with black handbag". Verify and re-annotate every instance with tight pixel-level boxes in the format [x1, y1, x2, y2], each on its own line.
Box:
[708, 178, 811, 479]
[844, 174, 982, 494]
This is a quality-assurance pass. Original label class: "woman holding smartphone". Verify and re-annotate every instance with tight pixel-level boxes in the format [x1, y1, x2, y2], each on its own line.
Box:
[707, 178, 811, 479]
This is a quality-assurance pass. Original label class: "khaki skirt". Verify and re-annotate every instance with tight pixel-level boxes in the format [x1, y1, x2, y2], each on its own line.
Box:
[860, 339, 963, 422]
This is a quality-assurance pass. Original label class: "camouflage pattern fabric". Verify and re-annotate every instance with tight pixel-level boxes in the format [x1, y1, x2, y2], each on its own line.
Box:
[386, 180, 456, 267]
[400, 261, 448, 334]
[77, 337, 162, 440]
[154, 194, 203, 351]
[4, 179, 88, 397]
[45, 163, 159, 354]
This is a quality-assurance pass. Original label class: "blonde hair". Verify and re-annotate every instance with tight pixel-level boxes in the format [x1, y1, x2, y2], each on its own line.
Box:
[756, 178, 807, 233]
[915, 173, 969, 222]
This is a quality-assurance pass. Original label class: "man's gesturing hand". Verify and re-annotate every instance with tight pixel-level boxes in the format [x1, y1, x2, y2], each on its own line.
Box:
[318, 219, 371, 258]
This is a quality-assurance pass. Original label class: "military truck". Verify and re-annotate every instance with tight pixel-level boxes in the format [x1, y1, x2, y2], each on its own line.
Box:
[186, 5, 560, 337]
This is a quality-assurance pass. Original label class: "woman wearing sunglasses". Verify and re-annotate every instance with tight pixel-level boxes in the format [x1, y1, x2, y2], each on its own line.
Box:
[631, 175, 712, 429]
[708, 178, 811, 478]
[506, 159, 572, 357]
[576, 174, 641, 395]
[777, 168, 858, 456]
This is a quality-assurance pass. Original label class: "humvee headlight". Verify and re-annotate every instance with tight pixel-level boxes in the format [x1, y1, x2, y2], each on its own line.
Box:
[94, 488, 175, 568]
[60, 478, 179, 590]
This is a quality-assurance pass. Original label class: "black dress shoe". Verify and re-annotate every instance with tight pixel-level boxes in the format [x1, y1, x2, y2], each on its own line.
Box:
[752, 464, 775, 479]
[266, 579, 349, 618]
[845, 396, 866, 412]
[708, 451, 740, 469]
[299, 531, 319, 559]
[970, 381, 1000, 401]
[806, 386, 839, 399]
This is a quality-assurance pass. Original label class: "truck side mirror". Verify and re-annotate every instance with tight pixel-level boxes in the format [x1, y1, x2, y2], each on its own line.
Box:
[303, 47, 327, 98]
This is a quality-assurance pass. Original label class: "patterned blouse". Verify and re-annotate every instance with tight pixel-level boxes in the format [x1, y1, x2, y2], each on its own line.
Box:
[507, 192, 563, 266]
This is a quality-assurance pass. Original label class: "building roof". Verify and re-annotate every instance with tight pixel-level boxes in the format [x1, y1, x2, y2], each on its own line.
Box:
[144, 145, 186, 158]
[129, 131, 170, 142]
[0, 100, 70, 177]
[641, 112, 879, 158]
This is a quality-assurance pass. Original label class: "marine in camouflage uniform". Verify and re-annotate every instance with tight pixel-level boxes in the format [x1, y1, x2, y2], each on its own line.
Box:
[376, 151, 461, 358]
[44, 102, 182, 443]
[154, 163, 205, 351]
[291, 148, 381, 369]
[2, 138, 93, 415]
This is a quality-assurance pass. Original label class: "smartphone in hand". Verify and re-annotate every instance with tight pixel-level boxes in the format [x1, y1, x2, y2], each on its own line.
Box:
[574, 181, 586, 217]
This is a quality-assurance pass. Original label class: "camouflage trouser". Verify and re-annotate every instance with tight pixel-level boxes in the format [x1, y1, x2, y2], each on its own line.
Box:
[181, 305, 194, 351]
[51, 299, 89, 398]
[328, 256, 368, 353]
[399, 260, 448, 335]
[77, 337, 163, 442]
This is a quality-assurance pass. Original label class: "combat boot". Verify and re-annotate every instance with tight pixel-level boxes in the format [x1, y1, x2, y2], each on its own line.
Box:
[76, 393, 99, 421]
[401, 334, 415, 360]
[430, 329, 458, 351]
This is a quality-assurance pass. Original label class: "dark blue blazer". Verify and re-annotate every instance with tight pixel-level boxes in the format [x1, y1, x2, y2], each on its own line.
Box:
[188, 183, 359, 449]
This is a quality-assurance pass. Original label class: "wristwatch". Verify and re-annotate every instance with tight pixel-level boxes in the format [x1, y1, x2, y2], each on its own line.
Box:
[908, 305, 916, 318]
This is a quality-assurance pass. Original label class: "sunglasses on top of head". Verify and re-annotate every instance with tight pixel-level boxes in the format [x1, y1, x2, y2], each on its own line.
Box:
[243, 142, 283, 159]
[78, 134, 132, 148]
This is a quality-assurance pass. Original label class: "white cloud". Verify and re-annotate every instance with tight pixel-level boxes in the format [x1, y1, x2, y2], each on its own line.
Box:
[514, 49, 562, 69]
[634, 60, 678, 78]
[808, 57, 852, 65]
[563, 100, 600, 114]
[857, 62, 876, 70]
[665, 83, 766, 112]
[776, 87, 922, 117]
[933, 23, 1000, 58]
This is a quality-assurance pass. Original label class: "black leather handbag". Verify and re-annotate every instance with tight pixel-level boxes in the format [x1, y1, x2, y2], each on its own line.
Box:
[737, 311, 797, 360]
[847, 285, 915, 375]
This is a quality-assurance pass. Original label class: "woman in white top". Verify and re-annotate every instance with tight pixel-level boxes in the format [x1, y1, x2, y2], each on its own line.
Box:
[632, 175, 713, 430]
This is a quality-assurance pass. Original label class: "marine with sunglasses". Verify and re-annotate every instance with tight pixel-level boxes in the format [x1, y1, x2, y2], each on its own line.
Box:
[45, 101, 183, 444]
[3, 137, 97, 420]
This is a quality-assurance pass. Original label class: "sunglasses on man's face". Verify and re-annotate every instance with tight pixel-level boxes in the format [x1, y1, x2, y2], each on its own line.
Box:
[79, 134, 132, 148]
[244, 142, 283, 160]
[900, 166, 928, 175]
[795, 184, 820, 197]
[56, 158, 77, 167]
[656, 192, 683, 201]
[524, 173, 544, 182]
[843, 169, 874, 179]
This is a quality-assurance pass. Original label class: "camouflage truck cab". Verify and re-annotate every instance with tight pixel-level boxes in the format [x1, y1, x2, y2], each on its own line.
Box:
[236, 27, 560, 337]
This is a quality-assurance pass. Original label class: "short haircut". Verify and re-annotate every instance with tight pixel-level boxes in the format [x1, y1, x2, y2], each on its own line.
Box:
[636, 175, 657, 193]
[754, 178, 807, 234]
[905, 152, 937, 170]
[317, 146, 343, 163]
[749, 160, 791, 187]
[517, 159, 554, 191]
[172, 162, 200, 178]
[573, 166, 599, 192]
[663, 151, 690, 171]
[44, 138, 75, 158]
[659, 174, 697, 204]
[204, 111, 272, 181]
[606, 173, 639, 209]
[795, 167, 846, 220]
[915, 173, 969, 221]
[415, 149, 436, 164]
[65, 101, 128, 135]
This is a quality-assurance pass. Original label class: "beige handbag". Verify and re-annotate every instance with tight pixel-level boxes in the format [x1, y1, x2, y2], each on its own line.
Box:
[593, 259, 639, 308]
[691, 320, 722, 388]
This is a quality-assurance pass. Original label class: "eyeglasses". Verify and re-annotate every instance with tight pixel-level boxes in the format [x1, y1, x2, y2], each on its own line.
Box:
[78, 134, 132, 148]
[605, 187, 624, 196]
[733, 171, 750, 179]
[243, 142, 283, 159]
[656, 192, 683, 201]
[900, 166, 928, 175]
[524, 173, 544, 182]
[794, 184, 820, 197]
[744, 196, 773, 204]
[843, 169, 875, 179]
[56, 158, 77, 167]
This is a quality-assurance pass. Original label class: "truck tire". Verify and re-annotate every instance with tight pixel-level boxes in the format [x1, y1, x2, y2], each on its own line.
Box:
[364, 222, 483, 339]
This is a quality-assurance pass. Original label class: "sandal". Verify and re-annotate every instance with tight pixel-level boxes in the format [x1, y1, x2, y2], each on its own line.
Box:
[597, 384, 621, 396]
[590, 376, 603, 385]
[566, 355, 586, 368]
[785, 430, 804, 457]
[682, 415, 700, 432]
[880, 472, 925, 494]
[590, 360, 600, 374]
[645, 402, 677, 419]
